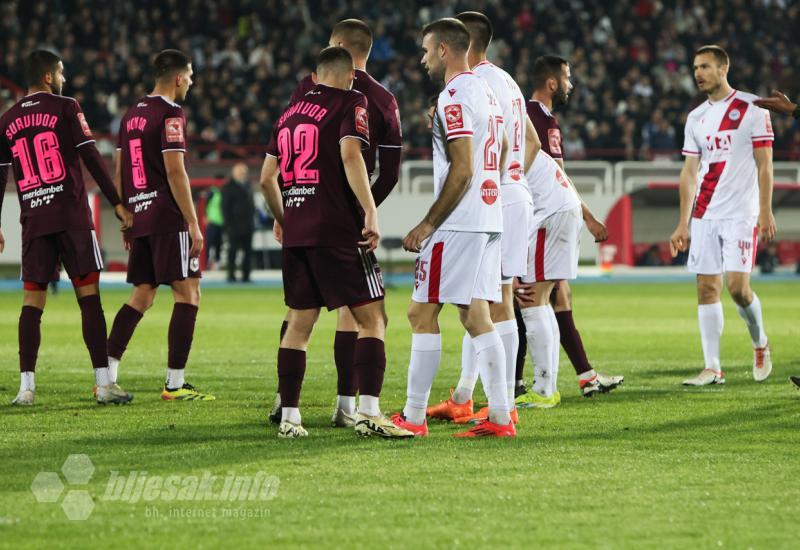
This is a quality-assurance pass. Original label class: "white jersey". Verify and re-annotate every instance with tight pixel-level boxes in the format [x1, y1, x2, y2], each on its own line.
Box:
[432, 71, 504, 233]
[525, 151, 581, 225]
[472, 60, 531, 206]
[682, 89, 774, 220]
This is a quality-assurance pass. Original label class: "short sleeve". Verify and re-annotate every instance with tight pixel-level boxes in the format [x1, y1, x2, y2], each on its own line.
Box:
[544, 118, 563, 159]
[437, 93, 474, 141]
[339, 94, 369, 148]
[750, 106, 774, 149]
[160, 108, 187, 152]
[65, 100, 95, 148]
[379, 96, 403, 148]
[682, 119, 700, 157]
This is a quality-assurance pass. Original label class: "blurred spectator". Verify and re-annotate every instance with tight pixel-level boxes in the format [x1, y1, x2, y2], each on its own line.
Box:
[756, 242, 780, 274]
[204, 185, 224, 270]
[222, 163, 255, 283]
[636, 244, 664, 266]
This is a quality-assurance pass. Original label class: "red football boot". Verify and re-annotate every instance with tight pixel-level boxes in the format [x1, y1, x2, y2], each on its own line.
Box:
[426, 389, 473, 422]
[452, 419, 516, 438]
[390, 413, 428, 437]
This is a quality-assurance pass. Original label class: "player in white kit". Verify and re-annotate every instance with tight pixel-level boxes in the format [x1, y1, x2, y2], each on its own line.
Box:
[669, 45, 776, 386]
[426, 11, 541, 425]
[515, 151, 582, 407]
[391, 18, 514, 438]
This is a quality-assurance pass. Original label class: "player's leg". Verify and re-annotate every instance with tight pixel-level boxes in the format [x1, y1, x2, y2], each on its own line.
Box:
[277, 306, 320, 438]
[517, 281, 559, 407]
[226, 233, 238, 282]
[514, 301, 527, 394]
[330, 306, 359, 426]
[13, 286, 47, 405]
[162, 276, 213, 400]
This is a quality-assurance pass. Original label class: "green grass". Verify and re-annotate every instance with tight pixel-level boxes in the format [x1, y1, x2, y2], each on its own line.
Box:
[0, 282, 799, 548]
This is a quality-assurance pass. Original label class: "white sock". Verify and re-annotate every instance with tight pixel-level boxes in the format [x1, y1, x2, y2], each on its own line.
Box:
[166, 368, 185, 389]
[358, 394, 380, 416]
[494, 319, 519, 408]
[273, 392, 281, 408]
[452, 331, 477, 404]
[548, 308, 560, 396]
[698, 303, 724, 373]
[20, 371, 35, 392]
[736, 293, 768, 348]
[521, 305, 556, 398]
[108, 356, 119, 384]
[94, 367, 110, 387]
[282, 407, 301, 424]
[337, 395, 356, 414]
[472, 330, 510, 425]
[403, 333, 442, 425]
[579, 369, 597, 382]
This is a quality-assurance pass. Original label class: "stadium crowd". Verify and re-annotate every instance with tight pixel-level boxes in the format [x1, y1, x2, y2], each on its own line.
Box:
[1, 0, 798, 160]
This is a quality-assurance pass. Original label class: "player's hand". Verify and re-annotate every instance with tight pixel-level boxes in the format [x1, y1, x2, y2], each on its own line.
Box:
[273, 219, 283, 245]
[585, 216, 608, 242]
[188, 222, 204, 258]
[360, 209, 380, 251]
[758, 210, 777, 242]
[0, 228, 5, 253]
[669, 223, 690, 257]
[403, 220, 434, 253]
[512, 277, 536, 307]
[122, 231, 132, 251]
[426, 104, 436, 130]
[753, 90, 797, 115]
[114, 205, 134, 231]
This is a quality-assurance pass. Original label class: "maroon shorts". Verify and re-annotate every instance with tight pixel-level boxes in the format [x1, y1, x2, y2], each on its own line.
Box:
[22, 230, 103, 284]
[283, 246, 384, 311]
[127, 231, 202, 286]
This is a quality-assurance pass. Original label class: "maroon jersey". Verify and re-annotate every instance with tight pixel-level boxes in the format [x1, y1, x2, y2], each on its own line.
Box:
[290, 69, 402, 176]
[0, 92, 95, 241]
[267, 84, 369, 247]
[527, 100, 563, 160]
[117, 95, 188, 237]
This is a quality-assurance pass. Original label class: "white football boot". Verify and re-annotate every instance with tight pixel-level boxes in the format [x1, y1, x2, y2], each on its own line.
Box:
[278, 421, 308, 439]
[752, 345, 772, 382]
[96, 383, 134, 404]
[354, 412, 415, 438]
[682, 369, 725, 386]
[11, 389, 35, 405]
[330, 408, 357, 428]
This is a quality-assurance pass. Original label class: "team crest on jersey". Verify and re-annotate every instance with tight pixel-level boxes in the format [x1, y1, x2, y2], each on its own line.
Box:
[728, 109, 741, 121]
[508, 161, 522, 181]
[77, 113, 92, 137]
[480, 180, 499, 205]
[444, 104, 464, 131]
[355, 106, 369, 138]
[165, 117, 184, 143]
[548, 128, 562, 154]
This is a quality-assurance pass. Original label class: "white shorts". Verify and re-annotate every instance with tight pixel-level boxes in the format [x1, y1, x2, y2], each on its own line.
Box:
[521, 206, 581, 283]
[501, 200, 533, 283]
[412, 230, 502, 305]
[688, 217, 758, 274]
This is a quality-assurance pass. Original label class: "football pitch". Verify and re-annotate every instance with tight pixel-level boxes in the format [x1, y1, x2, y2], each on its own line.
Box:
[1, 281, 798, 548]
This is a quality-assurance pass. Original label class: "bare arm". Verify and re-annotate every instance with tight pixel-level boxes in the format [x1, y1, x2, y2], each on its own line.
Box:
[669, 155, 700, 256]
[524, 116, 541, 172]
[163, 151, 203, 257]
[403, 137, 473, 252]
[341, 137, 380, 251]
[0, 165, 7, 253]
[754, 146, 776, 241]
[259, 155, 284, 225]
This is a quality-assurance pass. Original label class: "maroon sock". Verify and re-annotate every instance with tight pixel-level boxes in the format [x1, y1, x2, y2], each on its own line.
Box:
[514, 305, 527, 382]
[19, 306, 43, 372]
[278, 348, 306, 407]
[168, 303, 198, 370]
[555, 310, 593, 375]
[77, 295, 108, 370]
[107, 304, 143, 360]
[279, 320, 288, 345]
[353, 337, 385, 398]
[334, 331, 358, 396]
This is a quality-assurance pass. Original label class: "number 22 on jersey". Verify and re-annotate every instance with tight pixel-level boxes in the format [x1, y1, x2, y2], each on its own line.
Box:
[277, 124, 319, 186]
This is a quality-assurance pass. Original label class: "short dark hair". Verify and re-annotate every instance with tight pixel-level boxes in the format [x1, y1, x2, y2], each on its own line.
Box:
[532, 55, 568, 90]
[331, 19, 373, 56]
[695, 45, 729, 67]
[153, 49, 191, 81]
[421, 18, 471, 54]
[455, 12, 493, 52]
[316, 46, 354, 75]
[24, 50, 61, 87]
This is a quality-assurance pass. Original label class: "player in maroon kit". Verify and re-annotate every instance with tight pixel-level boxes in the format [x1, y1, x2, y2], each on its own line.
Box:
[0, 50, 134, 405]
[516, 55, 624, 398]
[105, 49, 214, 401]
[261, 46, 413, 439]
[269, 19, 403, 428]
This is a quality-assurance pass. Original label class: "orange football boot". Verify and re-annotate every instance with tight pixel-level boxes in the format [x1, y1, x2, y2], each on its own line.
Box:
[452, 419, 516, 438]
[466, 406, 519, 424]
[390, 413, 428, 437]
[426, 389, 473, 422]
